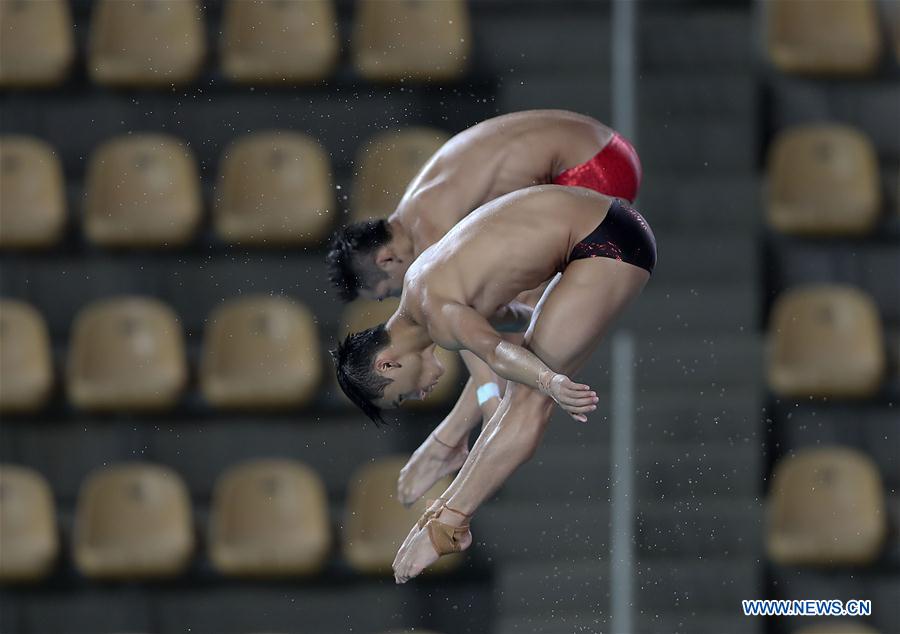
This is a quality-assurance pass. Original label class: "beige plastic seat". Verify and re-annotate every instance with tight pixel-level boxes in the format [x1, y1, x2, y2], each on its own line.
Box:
[88, 0, 206, 87]
[66, 297, 188, 412]
[0, 0, 74, 88]
[351, 128, 450, 221]
[766, 0, 881, 75]
[221, 0, 338, 84]
[767, 447, 887, 566]
[214, 132, 334, 246]
[201, 296, 322, 409]
[343, 456, 461, 574]
[767, 125, 881, 236]
[85, 134, 202, 248]
[794, 622, 880, 634]
[340, 299, 461, 408]
[352, 0, 470, 82]
[73, 463, 194, 580]
[0, 465, 59, 582]
[768, 285, 886, 399]
[0, 300, 54, 414]
[208, 459, 331, 577]
[0, 136, 67, 249]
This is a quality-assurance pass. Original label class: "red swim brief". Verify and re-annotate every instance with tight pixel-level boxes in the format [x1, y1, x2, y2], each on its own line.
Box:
[552, 133, 642, 203]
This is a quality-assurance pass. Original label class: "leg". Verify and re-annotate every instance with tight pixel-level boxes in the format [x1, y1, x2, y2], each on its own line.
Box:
[444, 256, 650, 513]
[393, 258, 649, 582]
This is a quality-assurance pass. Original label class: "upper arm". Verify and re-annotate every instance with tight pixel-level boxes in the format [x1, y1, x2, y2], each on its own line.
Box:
[437, 303, 503, 365]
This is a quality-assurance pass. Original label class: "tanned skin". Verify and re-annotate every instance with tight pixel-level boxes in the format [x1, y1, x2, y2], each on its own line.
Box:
[343, 186, 651, 583]
[358, 110, 617, 505]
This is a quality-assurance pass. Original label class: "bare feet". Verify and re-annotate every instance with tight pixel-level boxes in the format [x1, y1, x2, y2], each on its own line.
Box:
[393, 513, 472, 584]
[397, 434, 468, 507]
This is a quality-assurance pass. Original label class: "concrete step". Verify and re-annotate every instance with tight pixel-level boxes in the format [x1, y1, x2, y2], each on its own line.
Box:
[639, 74, 757, 119]
[578, 332, 763, 391]
[496, 556, 760, 615]
[770, 567, 900, 634]
[770, 77, 900, 161]
[649, 233, 758, 287]
[641, 11, 754, 71]
[541, 386, 764, 447]
[638, 115, 756, 172]
[477, 498, 761, 562]
[499, 442, 762, 503]
[621, 284, 758, 334]
[637, 173, 762, 232]
[773, 403, 900, 490]
[7, 416, 404, 503]
[495, 612, 761, 634]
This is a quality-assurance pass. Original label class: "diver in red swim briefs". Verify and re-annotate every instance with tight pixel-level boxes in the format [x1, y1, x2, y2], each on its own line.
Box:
[328, 109, 641, 304]
[326, 110, 643, 508]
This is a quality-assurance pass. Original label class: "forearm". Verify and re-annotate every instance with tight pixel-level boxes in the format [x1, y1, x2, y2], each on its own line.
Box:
[432, 377, 482, 448]
[459, 350, 503, 423]
[485, 340, 556, 396]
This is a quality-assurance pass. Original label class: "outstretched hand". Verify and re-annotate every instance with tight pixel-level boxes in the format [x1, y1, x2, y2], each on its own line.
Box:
[540, 372, 598, 422]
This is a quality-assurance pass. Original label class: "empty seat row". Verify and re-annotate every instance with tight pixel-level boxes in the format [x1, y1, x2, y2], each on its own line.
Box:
[0, 456, 459, 583]
[766, 0, 898, 76]
[0, 0, 470, 88]
[767, 285, 890, 400]
[0, 296, 460, 414]
[766, 446, 889, 566]
[766, 124, 898, 237]
[0, 128, 448, 249]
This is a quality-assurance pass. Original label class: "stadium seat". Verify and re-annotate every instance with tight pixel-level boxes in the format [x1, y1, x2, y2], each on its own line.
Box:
[352, 0, 470, 82]
[767, 285, 886, 399]
[200, 296, 322, 409]
[351, 128, 450, 221]
[0, 136, 67, 249]
[0, 465, 59, 582]
[766, 447, 887, 566]
[208, 459, 331, 577]
[214, 132, 334, 245]
[794, 622, 880, 634]
[342, 456, 461, 574]
[0, 300, 54, 414]
[0, 0, 74, 88]
[73, 463, 194, 580]
[66, 297, 188, 411]
[85, 134, 202, 248]
[221, 0, 339, 84]
[767, 446, 887, 566]
[88, 0, 206, 87]
[340, 299, 461, 408]
[766, 0, 881, 75]
[767, 125, 881, 236]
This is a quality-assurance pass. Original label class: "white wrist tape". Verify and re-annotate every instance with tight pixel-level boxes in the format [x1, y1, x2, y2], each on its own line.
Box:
[476, 382, 501, 406]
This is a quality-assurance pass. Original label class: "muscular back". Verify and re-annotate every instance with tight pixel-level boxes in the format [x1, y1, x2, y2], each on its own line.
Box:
[392, 110, 613, 253]
[401, 186, 612, 337]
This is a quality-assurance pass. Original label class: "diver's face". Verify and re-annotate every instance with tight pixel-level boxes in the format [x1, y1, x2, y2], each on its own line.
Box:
[374, 344, 445, 409]
[358, 274, 403, 302]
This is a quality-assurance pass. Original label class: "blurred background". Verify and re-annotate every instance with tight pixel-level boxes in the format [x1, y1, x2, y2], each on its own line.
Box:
[0, 0, 898, 633]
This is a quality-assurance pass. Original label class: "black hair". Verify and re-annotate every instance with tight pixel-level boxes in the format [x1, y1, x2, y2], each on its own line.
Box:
[332, 323, 393, 425]
[326, 219, 392, 302]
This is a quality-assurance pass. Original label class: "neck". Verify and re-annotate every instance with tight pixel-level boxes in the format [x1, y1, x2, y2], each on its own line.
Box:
[386, 311, 431, 353]
[387, 218, 416, 261]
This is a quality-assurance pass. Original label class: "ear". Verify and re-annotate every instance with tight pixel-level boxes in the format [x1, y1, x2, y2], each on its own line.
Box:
[374, 245, 399, 271]
[374, 355, 400, 373]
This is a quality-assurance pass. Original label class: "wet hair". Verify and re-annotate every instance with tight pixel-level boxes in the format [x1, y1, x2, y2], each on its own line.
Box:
[326, 219, 392, 302]
[332, 323, 393, 425]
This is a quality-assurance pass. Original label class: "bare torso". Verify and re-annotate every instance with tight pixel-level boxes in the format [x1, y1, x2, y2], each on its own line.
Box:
[390, 110, 614, 254]
[398, 186, 613, 347]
